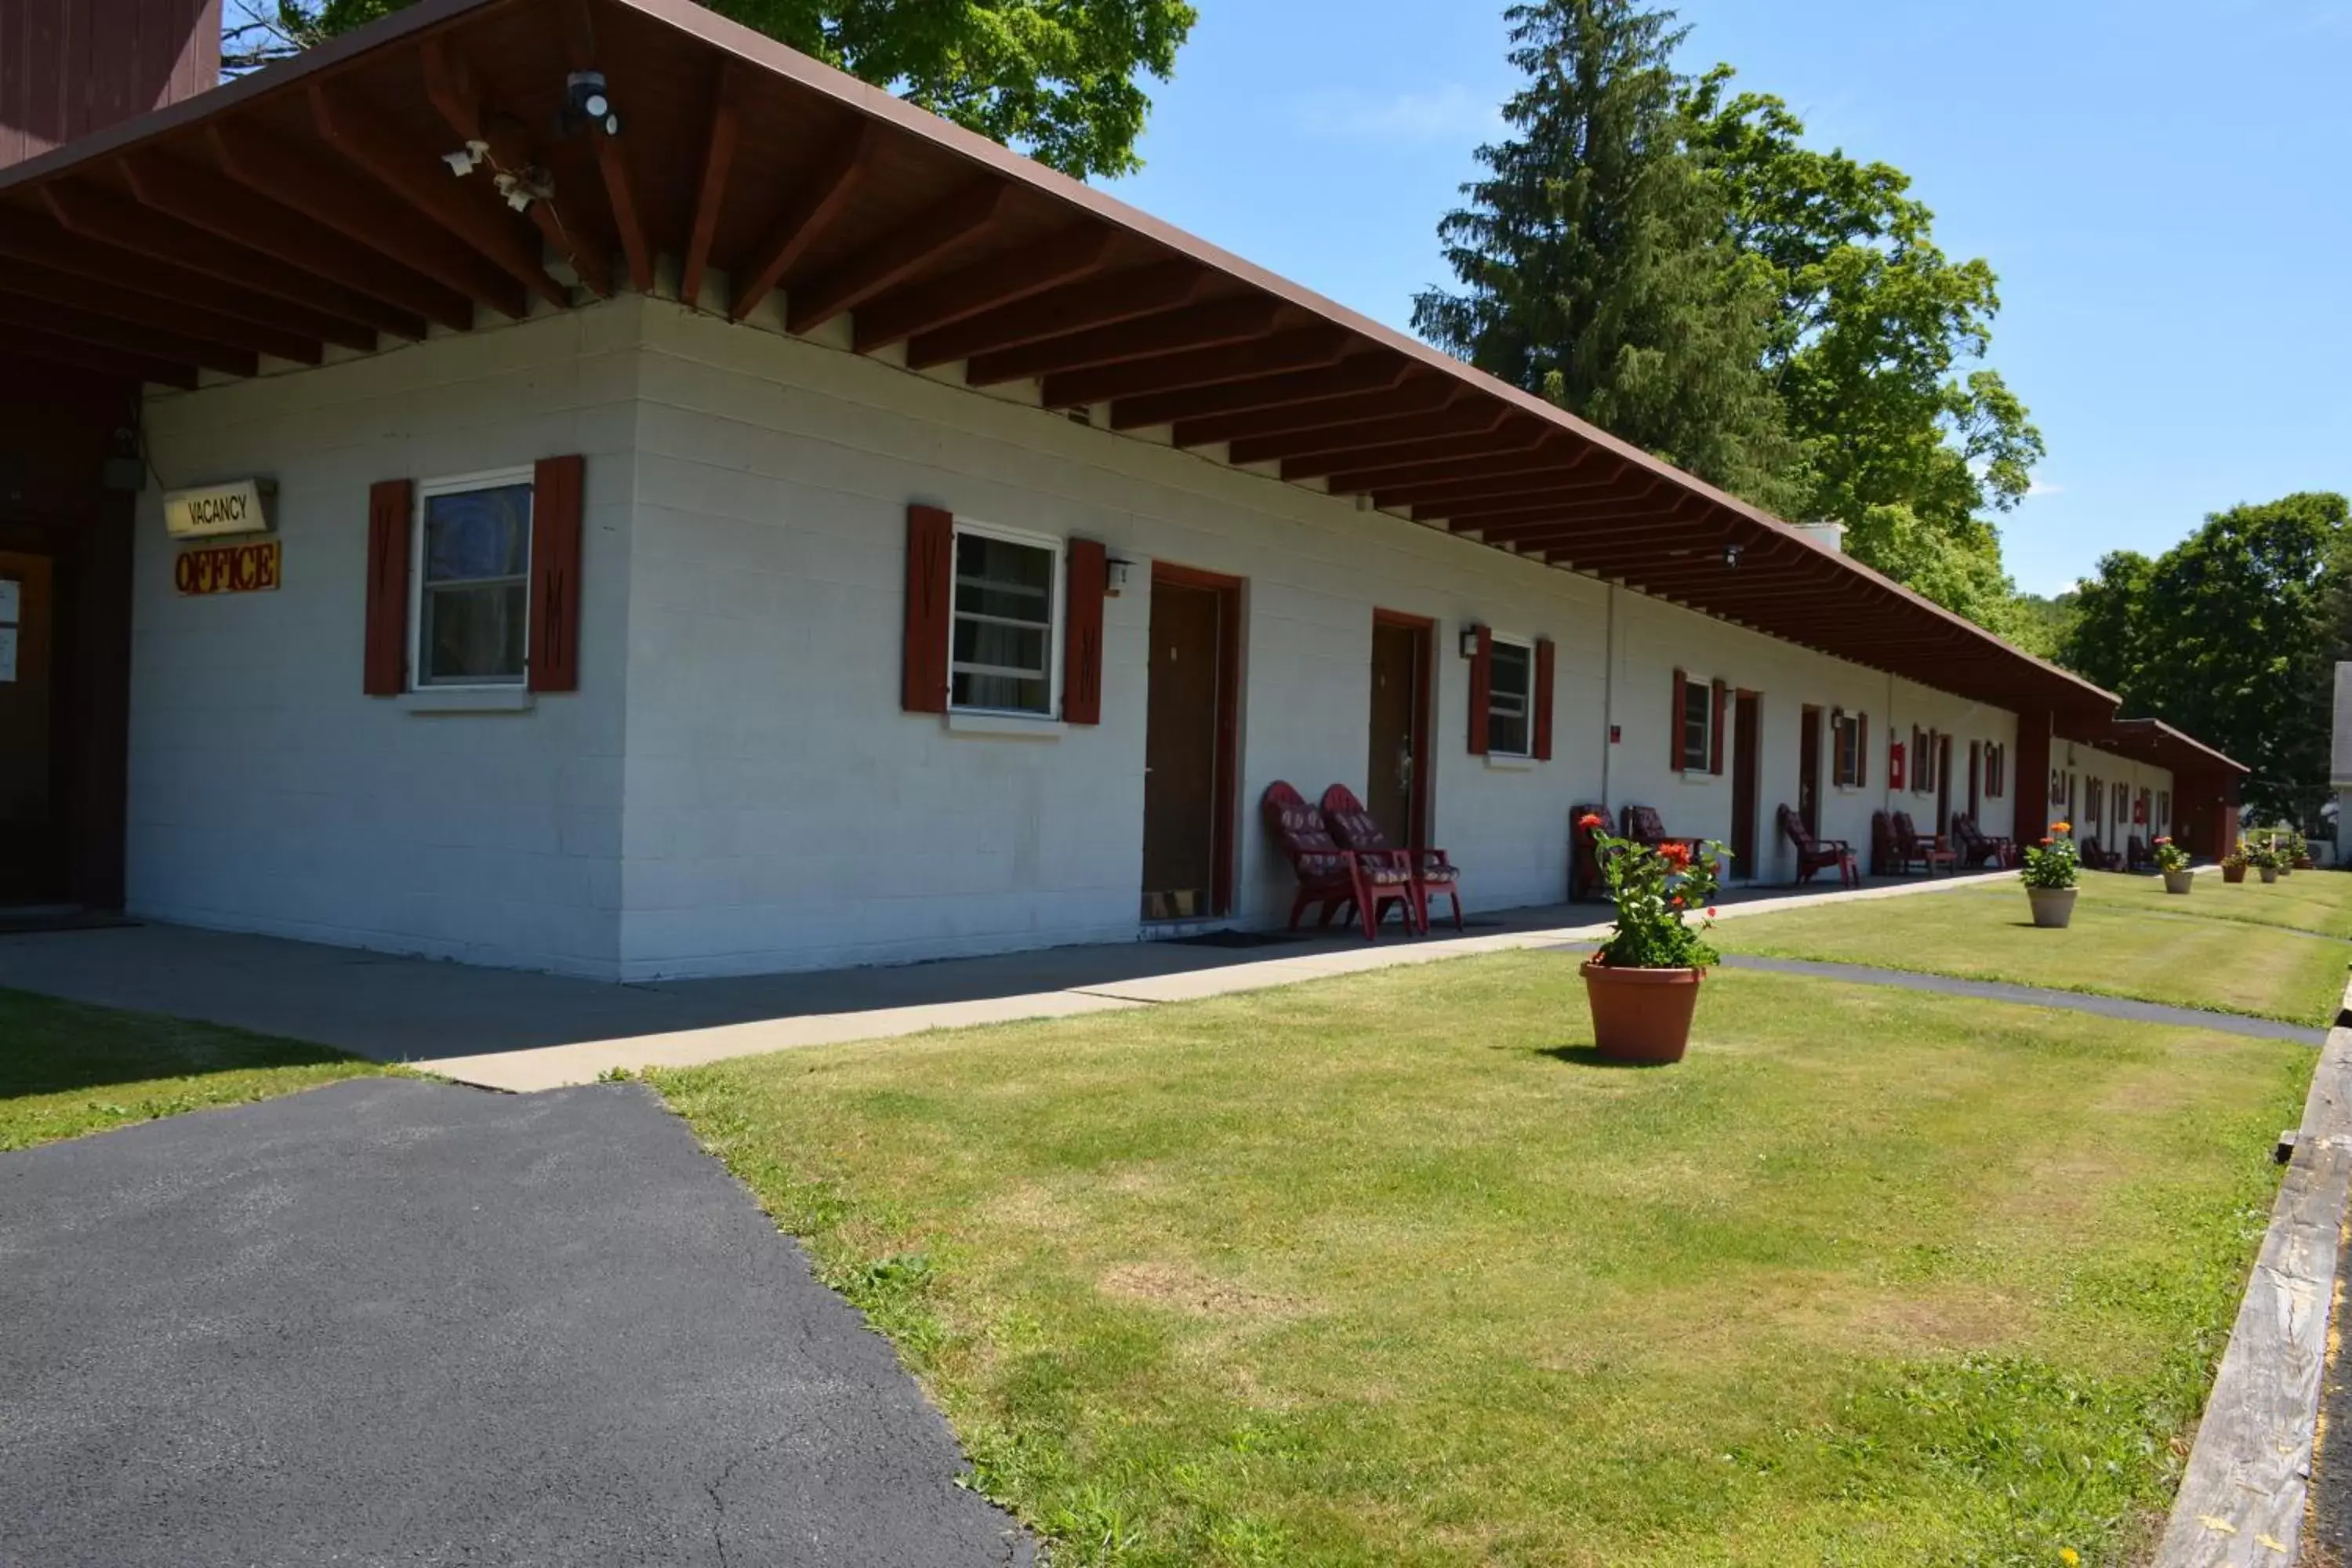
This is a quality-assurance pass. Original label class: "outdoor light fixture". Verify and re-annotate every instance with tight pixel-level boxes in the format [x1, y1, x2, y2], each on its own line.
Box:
[1722, 543, 1744, 568]
[566, 71, 622, 136]
[1459, 624, 1485, 659]
[1105, 557, 1135, 594]
[442, 140, 488, 176]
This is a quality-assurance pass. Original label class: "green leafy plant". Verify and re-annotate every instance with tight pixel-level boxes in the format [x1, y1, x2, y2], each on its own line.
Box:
[2220, 843, 2249, 871]
[2152, 835, 2190, 874]
[2241, 837, 2284, 872]
[2020, 822, 2080, 890]
[1579, 812, 1725, 969]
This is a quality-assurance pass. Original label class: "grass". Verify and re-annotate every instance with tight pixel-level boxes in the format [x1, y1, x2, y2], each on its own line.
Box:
[0, 986, 388, 1151]
[1715, 870, 2352, 1026]
[657, 953, 2316, 1567]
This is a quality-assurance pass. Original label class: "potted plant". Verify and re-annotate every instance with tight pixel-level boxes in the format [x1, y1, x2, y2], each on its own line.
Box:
[2154, 835, 2193, 895]
[1577, 813, 1723, 1064]
[2021, 821, 2081, 927]
[2292, 829, 2315, 871]
[2247, 839, 2283, 884]
[2222, 843, 2249, 884]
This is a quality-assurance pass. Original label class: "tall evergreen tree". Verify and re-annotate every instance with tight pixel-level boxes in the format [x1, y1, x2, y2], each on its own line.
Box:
[1412, 0, 1795, 512]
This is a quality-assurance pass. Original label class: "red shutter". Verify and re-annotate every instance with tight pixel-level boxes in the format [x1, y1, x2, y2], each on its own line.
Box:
[363, 478, 412, 695]
[902, 504, 953, 713]
[1857, 713, 1868, 789]
[1062, 536, 1105, 725]
[1708, 679, 1727, 775]
[1669, 668, 1687, 770]
[1467, 625, 1493, 755]
[1532, 637, 1555, 761]
[528, 454, 584, 692]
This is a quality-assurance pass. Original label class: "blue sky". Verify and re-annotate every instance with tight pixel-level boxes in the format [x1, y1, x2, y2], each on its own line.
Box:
[1102, 1, 2350, 597]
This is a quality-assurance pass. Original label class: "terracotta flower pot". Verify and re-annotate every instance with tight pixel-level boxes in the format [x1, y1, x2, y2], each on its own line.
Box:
[2161, 869, 2194, 895]
[2260, 866, 2279, 884]
[2223, 865, 2246, 884]
[2296, 855, 2316, 870]
[2027, 886, 2078, 928]
[1581, 960, 1702, 1064]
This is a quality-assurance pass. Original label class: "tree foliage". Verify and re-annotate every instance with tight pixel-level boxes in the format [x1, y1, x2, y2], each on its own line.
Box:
[2060, 493, 2350, 827]
[1411, 0, 1798, 513]
[223, 0, 1195, 179]
[1417, 3, 2048, 633]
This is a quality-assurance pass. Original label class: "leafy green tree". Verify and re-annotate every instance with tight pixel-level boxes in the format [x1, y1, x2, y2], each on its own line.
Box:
[1676, 69, 2044, 622]
[2061, 494, 2350, 826]
[223, 0, 1195, 179]
[1412, 0, 1798, 513]
[2008, 589, 2080, 662]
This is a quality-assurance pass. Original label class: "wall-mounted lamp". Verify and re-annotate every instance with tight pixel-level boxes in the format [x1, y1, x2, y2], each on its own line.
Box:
[1459, 624, 1485, 659]
[1105, 557, 1135, 596]
[1722, 543, 1744, 568]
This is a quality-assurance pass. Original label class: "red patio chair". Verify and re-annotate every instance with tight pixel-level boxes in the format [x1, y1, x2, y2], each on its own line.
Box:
[1891, 811, 1958, 876]
[1778, 804, 1858, 888]
[1950, 813, 2014, 869]
[1570, 802, 1610, 901]
[2080, 835, 2122, 871]
[1260, 781, 1414, 941]
[2125, 835, 2152, 873]
[1620, 804, 1679, 851]
[1320, 782, 1463, 935]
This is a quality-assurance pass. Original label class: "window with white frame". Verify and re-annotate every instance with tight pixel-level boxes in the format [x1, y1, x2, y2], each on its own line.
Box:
[414, 470, 534, 687]
[1679, 677, 1713, 771]
[949, 522, 1061, 716]
[1488, 637, 1534, 757]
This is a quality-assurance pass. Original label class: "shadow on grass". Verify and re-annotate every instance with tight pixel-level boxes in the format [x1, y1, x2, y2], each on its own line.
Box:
[0, 988, 359, 1101]
[1534, 1044, 1679, 1069]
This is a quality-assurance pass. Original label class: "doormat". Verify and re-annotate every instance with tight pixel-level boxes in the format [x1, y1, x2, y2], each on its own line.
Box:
[0, 909, 141, 936]
[1167, 929, 1315, 949]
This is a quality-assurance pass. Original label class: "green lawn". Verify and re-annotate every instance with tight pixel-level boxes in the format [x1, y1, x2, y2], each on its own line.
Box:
[1716, 871, 2350, 1026]
[658, 953, 2313, 1567]
[0, 987, 388, 1151]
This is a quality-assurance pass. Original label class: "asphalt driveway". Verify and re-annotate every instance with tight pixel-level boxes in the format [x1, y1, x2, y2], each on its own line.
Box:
[0, 1077, 1032, 1566]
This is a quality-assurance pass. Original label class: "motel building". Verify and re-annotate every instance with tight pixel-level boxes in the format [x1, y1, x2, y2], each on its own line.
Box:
[0, 0, 2243, 981]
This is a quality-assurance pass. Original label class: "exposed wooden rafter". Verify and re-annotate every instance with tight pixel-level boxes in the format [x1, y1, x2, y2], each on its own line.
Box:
[202, 124, 532, 318]
[414, 40, 612, 298]
[905, 259, 1205, 369]
[731, 119, 876, 321]
[1109, 355, 1410, 430]
[1167, 376, 1454, 448]
[0, 256, 321, 364]
[0, 289, 254, 377]
[852, 227, 1112, 354]
[307, 83, 568, 310]
[1225, 398, 1496, 466]
[559, 0, 652, 293]
[966, 296, 1279, 387]
[0, 319, 197, 387]
[1313, 430, 1568, 493]
[679, 61, 745, 308]
[786, 180, 1010, 335]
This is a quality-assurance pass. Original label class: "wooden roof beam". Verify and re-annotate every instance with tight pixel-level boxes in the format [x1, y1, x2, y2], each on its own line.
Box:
[1169, 375, 1454, 448]
[307, 83, 568, 310]
[1383, 456, 1621, 512]
[967, 295, 1278, 387]
[201, 125, 530, 320]
[0, 213, 376, 352]
[1041, 325, 1345, 409]
[39, 183, 426, 340]
[0, 257, 321, 364]
[415, 40, 612, 298]
[1229, 397, 1503, 467]
[679, 62, 745, 309]
[0, 290, 254, 378]
[1109, 354, 1410, 430]
[854, 226, 1113, 354]
[1425, 481, 1660, 529]
[786, 180, 1011, 335]
[906, 258, 1205, 368]
[0, 320, 197, 388]
[731, 119, 875, 321]
[560, 0, 652, 293]
[1298, 424, 1559, 488]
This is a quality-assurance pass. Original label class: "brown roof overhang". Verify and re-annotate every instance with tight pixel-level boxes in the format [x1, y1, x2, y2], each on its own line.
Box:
[0, 0, 2179, 724]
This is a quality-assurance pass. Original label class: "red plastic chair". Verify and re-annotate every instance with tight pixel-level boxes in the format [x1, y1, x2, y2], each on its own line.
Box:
[1778, 804, 1858, 887]
[1319, 782, 1463, 935]
[1891, 811, 1958, 876]
[1260, 781, 1414, 940]
[1570, 803, 1610, 901]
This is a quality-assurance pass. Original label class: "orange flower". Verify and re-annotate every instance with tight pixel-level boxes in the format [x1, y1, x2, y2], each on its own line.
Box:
[2038, 837, 2053, 846]
[1706, 906, 1719, 918]
[1577, 813, 1606, 829]
[2051, 821, 2071, 835]
[2154, 836, 2171, 845]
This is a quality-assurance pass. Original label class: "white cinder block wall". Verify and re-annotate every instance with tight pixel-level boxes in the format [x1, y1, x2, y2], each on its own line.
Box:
[126, 307, 641, 976]
[2050, 742, 2175, 851]
[117, 294, 2056, 979]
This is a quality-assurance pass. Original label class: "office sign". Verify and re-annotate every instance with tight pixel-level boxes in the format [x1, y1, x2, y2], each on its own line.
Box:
[175, 539, 281, 596]
[164, 479, 274, 539]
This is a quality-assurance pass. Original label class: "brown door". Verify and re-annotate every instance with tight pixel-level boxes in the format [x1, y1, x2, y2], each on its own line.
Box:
[0, 551, 65, 903]
[1730, 691, 1761, 878]
[1798, 706, 1823, 838]
[1968, 741, 1981, 825]
[1936, 734, 1954, 842]
[1142, 574, 1229, 921]
[1366, 615, 1430, 848]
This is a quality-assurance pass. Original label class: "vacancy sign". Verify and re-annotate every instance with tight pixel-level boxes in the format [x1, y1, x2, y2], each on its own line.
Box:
[175, 539, 281, 596]
[164, 479, 273, 539]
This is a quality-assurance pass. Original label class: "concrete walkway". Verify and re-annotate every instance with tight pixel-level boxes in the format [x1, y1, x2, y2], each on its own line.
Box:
[0, 873, 2020, 1092]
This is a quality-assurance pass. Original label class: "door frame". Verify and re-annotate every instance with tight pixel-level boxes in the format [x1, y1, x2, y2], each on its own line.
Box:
[1369, 608, 1435, 850]
[1798, 704, 1824, 839]
[1149, 561, 1243, 919]
[1730, 688, 1762, 880]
